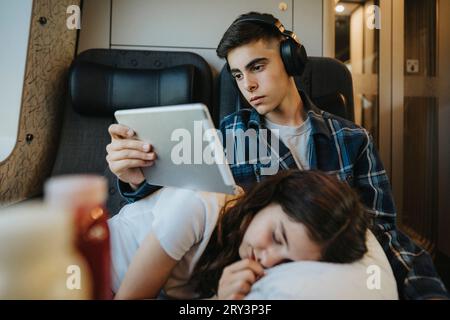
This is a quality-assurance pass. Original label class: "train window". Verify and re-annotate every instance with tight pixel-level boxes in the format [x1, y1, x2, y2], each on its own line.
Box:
[0, 0, 33, 161]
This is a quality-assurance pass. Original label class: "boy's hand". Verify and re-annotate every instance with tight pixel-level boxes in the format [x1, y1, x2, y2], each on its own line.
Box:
[218, 259, 265, 300]
[106, 124, 157, 189]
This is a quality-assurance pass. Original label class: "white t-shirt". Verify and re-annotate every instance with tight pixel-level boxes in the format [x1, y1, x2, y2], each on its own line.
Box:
[108, 187, 233, 299]
[265, 117, 312, 170]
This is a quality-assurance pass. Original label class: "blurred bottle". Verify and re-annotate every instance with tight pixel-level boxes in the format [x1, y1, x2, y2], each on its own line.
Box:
[0, 202, 91, 299]
[44, 175, 112, 300]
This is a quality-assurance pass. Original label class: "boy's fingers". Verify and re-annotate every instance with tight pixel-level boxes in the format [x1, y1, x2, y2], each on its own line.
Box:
[109, 124, 133, 139]
[107, 150, 156, 162]
[108, 140, 153, 152]
[110, 159, 154, 172]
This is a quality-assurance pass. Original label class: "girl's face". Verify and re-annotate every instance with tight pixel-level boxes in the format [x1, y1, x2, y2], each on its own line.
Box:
[238, 203, 322, 268]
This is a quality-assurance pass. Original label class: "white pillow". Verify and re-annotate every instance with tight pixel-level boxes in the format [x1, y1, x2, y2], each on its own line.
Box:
[245, 231, 398, 300]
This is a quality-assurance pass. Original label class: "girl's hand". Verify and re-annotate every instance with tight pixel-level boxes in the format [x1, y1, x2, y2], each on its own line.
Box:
[218, 259, 265, 300]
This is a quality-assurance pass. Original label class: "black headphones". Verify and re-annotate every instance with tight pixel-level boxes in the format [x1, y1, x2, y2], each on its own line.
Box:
[231, 13, 308, 77]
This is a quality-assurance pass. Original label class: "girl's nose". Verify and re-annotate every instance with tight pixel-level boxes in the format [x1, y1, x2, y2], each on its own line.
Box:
[258, 249, 282, 268]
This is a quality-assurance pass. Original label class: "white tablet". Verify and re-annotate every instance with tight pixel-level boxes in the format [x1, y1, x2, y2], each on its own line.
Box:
[114, 104, 238, 194]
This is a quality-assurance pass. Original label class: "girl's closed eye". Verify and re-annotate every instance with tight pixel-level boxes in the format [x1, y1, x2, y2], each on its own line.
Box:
[272, 230, 282, 245]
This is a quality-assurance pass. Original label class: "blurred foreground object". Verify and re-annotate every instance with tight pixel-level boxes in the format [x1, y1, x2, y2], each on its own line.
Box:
[0, 202, 91, 299]
[45, 175, 111, 300]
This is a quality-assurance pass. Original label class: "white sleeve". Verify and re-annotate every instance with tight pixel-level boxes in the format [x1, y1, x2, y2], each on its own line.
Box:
[151, 188, 208, 261]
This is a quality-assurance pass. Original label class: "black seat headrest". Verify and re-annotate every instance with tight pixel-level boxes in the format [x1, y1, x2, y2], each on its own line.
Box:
[312, 93, 348, 120]
[69, 61, 196, 116]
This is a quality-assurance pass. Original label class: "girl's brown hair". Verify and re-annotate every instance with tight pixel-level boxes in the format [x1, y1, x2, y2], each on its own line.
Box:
[190, 170, 369, 298]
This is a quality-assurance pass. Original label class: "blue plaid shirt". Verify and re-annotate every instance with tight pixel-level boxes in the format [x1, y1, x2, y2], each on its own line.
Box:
[119, 91, 449, 300]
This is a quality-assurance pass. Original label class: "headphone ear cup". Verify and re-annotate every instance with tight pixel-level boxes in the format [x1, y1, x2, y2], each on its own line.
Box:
[280, 39, 308, 77]
[296, 44, 308, 75]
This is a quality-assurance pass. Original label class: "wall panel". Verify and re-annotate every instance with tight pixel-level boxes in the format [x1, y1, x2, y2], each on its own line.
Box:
[0, 0, 80, 206]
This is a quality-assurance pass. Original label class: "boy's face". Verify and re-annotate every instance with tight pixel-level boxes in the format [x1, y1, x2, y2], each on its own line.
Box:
[227, 38, 292, 115]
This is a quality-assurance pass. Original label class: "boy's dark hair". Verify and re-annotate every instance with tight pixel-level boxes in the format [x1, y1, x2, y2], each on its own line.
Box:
[190, 170, 369, 298]
[216, 12, 284, 59]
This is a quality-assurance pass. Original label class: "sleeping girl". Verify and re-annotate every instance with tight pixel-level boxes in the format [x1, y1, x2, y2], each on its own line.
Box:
[109, 170, 393, 299]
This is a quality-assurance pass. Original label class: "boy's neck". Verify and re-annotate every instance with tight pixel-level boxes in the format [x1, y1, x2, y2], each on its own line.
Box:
[264, 81, 305, 127]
